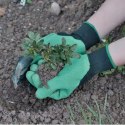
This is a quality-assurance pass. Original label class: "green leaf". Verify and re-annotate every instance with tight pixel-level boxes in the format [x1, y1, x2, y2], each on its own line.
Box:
[28, 31, 35, 40]
[72, 53, 81, 58]
[61, 53, 66, 60]
[26, 0, 32, 4]
[23, 38, 31, 43]
[35, 33, 41, 42]
[70, 44, 77, 51]
[67, 58, 72, 65]
[50, 64, 57, 70]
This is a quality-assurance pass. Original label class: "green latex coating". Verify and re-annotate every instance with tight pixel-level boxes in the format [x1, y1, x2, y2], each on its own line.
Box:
[106, 44, 116, 68]
[30, 64, 38, 72]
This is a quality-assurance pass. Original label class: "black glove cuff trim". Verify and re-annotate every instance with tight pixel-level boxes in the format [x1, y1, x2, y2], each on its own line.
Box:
[71, 22, 101, 49]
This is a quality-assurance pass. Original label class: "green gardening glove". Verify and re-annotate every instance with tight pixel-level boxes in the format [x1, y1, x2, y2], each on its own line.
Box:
[26, 33, 90, 100]
[26, 54, 90, 100]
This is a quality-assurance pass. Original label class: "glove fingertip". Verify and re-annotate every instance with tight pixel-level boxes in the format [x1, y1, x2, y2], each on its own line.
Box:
[32, 74, 42, 89]
[38, 60, 44, 65]
[26, 71, 35, 85]
[35, 88, 47, 99]
[30, 64, 38, 71]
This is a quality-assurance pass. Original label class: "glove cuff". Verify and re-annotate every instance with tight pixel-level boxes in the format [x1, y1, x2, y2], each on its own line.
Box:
[71, 21, 101, 49]
[80, 45, 116, 84]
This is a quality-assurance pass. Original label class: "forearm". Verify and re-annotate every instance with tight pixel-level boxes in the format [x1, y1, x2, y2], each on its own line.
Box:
[88, 0, 125, 38]
[109, 37, 125, 66]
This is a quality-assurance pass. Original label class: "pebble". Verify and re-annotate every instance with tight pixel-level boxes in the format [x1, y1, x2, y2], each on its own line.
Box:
[18, 111, 28, 123]
[11, 110, 16, 115]
[83, 93, 90, 101]
[42, 111, 48, 118]
[44, 117, 51, 123]
[52, 119, 59, 124]
[108, 90, 114, 96]
[50, 71, 57, 76]
[91, 94, 98, 100]
[0, 105, 3, 111]
[30, 114, 37, 123]
[50, 2, 61, 16]
[40, 116, 44, 122]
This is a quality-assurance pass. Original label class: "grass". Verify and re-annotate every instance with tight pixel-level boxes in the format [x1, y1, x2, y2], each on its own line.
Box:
[67, 94, 113, 124]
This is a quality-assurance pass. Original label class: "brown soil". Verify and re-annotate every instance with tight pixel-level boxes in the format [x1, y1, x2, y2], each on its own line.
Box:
[38, 64, 63, 88]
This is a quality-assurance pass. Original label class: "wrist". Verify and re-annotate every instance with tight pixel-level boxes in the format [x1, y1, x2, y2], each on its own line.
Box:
[80, 45, 116, 84]
[72, 22, 101, 49]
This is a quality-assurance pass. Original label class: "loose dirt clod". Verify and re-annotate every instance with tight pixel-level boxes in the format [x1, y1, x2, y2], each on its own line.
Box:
[38, 63, 63, 88]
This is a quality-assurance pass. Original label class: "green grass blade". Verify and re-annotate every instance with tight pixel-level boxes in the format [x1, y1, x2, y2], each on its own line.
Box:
[67, 105, 75, 124]
[84, 102, 98, 118]
[76, 101, 89, 124]
[103, 94, 108, 112]
[94, 99, 102, 125]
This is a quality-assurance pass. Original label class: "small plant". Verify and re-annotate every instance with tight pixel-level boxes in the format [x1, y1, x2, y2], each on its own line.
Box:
[37, 38, 80, 87]
[22, 31, 43, 57]
[22, 31, 81, 87]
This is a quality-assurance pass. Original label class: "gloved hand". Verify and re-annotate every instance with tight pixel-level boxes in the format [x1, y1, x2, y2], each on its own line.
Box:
[26, 54, 90, 100]
[59, 22, 101, 50]
[26, 44, 116, 100]
[26, 32, 90, 100]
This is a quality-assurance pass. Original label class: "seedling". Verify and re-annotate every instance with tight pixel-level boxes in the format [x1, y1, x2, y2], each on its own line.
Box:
[22, 31, 81, 87]
[22, 31, 43, 57]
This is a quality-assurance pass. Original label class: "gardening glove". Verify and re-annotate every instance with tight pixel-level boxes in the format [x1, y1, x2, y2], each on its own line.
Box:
[58, 21, 101, 50]
[26, 32, 89, 100]
[26, 44, 116, 100]
[26, 53, 90, 100]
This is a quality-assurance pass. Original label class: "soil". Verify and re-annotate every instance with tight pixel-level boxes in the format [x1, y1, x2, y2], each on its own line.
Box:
[0, 0, 125, 124]
[38, 64, 63, 88]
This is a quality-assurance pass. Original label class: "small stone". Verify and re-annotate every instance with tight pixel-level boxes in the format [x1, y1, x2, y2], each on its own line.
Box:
[83, 93, 90, 101]
[0, 105, 3, 111]
[31, 115, 37, 123]
[18, 111, 28, 123]
[79, 120, 85, 124]
[6, 116, 12, 123]
[29, 98, 36, 104]
[91, 94, 98, 100]
[44, 117, 51, 123]
[108, 90, 114, 96]
[50, 2, 61, 16]
[11, 110, 16, 115]
[63, 112, 69, 118]
[42, 111, 48, 118]
[40, 116, 44, 122]
[116, 103, 120, 108]
[50, 71, 57, 76]
[52, 119, 59, 124]
[26, 112, 30, 118]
